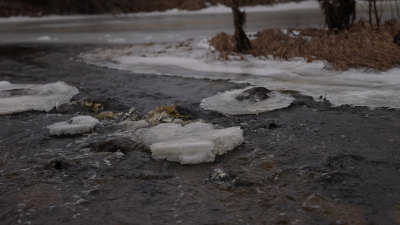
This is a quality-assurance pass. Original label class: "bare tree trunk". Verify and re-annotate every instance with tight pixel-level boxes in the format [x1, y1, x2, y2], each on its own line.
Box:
[318, 0, 356, 31]
[369, 0, 373, 25]
[231, 0, 251, 52]
[373, 0, 381, 27]
[389, 0, 393, 18]
[395, 0, 400, 18]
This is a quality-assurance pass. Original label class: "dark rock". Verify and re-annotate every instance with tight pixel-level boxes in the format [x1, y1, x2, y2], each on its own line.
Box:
[93, 139, 146, 153]
[233, 179, 255, 187]
[136, 170, 175, 180]
[235, 87, 271, 103]
[175, 105, 194, 120]
[210, 168, 232, 183]
[268, 122, 279, 129]
[96, 140, 123, 152]
[44, 159, 70, 170]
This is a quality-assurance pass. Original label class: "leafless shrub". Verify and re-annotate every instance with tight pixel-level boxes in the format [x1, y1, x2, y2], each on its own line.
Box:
[209, 32, 235, 59]
[231, 0, 251, 52]
[210, 22, 400, 70]
[318, 0, 356, 32]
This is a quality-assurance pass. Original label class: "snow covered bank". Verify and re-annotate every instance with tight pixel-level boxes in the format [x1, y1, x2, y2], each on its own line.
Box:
[136, 122, 244, 164]
[201, 87, 294, 115]
[135, 0, 318, 16]
[0, 81, 78, 115]
[81, 39, 400, 109]
[47, 116, 99, 136]
[0, 1, 318, 23]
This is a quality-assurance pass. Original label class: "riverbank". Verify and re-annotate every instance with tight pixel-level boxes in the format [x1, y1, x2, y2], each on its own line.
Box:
[211, 20, 400, 70]
[0, 0, 303, 17]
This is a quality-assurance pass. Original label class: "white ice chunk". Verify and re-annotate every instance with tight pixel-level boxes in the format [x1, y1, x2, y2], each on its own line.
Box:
[200, 87, 294, 115]
[136, 122, 244, 164]
[151, 140, 215, 164]
[38, 36, 52, 41]
[47, 116, 99, 136]
[37, 36, 58, 41]
[0, 81, 79, 115]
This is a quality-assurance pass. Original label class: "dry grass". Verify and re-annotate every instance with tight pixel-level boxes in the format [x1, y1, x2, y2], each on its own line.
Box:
[210, 32, 235, 59]
[0, 0, 302, 17]
[210, 21, 400, 71]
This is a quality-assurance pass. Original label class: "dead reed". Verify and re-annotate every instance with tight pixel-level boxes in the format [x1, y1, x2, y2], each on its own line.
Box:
[210, 21, 400, 71]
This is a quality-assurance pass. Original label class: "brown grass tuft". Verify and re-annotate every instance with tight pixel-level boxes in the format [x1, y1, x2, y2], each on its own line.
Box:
[210, 22, 400, 71]
[209, 32, 235, 59]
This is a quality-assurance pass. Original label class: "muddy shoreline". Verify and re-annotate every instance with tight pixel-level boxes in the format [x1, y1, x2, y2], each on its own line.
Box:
[1, 44, 400, 225]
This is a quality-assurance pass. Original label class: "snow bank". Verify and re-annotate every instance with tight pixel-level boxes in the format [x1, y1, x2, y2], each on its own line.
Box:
[47, 116, 99, 136]
[0, 0, 318, 23]
[134, 0, 318, 16]
[0, 81, 79, 115]
[136, 122, 243, 164]
[201, 87, 294, 115]
[81, 39, 400, 109]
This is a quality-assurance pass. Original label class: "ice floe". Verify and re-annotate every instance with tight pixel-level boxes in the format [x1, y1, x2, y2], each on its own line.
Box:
[200, 87, 294, 115]
[136, 122, 244, 164]
[79, 120, 244, 164]
[0, 81, 79, 115]
[47, 116, 99, 136]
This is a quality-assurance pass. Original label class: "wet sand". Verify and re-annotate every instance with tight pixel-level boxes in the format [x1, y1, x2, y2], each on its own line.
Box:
[0, 45, 400, 225]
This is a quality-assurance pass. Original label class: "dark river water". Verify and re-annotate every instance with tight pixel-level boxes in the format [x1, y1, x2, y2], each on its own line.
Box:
[0, 44, 400, 225]
[1, 4, 400, 225]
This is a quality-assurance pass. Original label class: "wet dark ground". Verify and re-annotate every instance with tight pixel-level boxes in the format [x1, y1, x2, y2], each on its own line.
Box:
[0, 44, 400, 225]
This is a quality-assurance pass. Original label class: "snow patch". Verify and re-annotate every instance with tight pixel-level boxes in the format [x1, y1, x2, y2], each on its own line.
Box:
[200, 87, 294, 115]
[136, 122, 244, 164]
[0, 81, 79, 115]
[0, 1, 318, 23]
[38, 36, 57, 41]
[47, 116, 99, 136]
[134, 1, 319, 16]
[197, 38, 213, 49]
